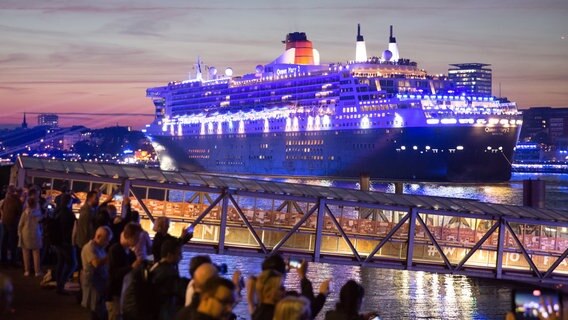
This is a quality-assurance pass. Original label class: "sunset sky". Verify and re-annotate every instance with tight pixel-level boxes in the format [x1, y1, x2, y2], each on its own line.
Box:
[1, 0, 566, 129]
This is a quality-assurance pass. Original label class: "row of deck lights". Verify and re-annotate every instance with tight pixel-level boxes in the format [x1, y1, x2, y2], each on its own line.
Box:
[397, 94, 494, 101]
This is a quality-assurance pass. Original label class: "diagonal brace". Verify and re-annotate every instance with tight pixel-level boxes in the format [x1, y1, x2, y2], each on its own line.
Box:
[455, 221, 499, 271]
[416, 214, 453, 271]
[543, 246, 568, 279]
[188, 192, 225, 228]
[363, 214, 410, 263]
[271, 204, 318, 254]
[228, 194, 268, 254]
[505, 221, 542, 279]
[325, 204, 362, 262]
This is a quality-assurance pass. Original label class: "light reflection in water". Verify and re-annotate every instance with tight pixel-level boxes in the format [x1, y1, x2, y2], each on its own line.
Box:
[179, 251, 514, 320]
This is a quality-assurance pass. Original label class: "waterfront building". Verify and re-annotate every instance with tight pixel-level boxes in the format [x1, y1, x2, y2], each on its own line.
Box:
[37, 114, 59, 127]
[520, 107, 568, 145]
[448, 63, 492, 96]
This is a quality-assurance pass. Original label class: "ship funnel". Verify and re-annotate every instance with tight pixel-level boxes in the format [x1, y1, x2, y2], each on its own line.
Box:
[195, 56, 203, 81]
[270, 32, 320, 65]
[388, 25, 400, 62]
[355, 23, 367, 62]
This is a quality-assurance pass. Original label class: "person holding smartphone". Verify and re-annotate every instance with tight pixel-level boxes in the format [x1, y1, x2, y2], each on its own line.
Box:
[151, 217, 193, 262]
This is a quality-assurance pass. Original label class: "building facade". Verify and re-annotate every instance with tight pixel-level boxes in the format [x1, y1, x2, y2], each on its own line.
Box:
[520, 107, 568, 145]
[448, 63, 492, 96]
[37, 114, 59, 127]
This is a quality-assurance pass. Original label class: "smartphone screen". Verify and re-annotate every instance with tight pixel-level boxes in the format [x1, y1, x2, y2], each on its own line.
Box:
[113, 194, 124, 201]
[288, 259, 302, 269]
[513, 289, 561, 319]
[186, 225, 194, 233]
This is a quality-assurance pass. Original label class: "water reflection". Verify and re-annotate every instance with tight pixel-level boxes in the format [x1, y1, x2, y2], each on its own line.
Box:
[180, 251, 514, 320]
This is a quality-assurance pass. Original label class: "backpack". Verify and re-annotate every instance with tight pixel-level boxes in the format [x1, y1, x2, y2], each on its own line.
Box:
[121, 261, 157, 320]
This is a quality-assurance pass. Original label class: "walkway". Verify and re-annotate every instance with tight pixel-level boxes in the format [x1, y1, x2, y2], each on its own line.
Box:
[0, 267, 88, 320]
[12, 156, 568, 285]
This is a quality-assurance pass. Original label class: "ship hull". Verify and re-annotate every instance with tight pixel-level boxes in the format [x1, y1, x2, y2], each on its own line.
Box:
[150, 125, 520, 182]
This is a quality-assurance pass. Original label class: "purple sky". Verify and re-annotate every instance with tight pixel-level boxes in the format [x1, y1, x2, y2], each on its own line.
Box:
[1, 0, 567, 129]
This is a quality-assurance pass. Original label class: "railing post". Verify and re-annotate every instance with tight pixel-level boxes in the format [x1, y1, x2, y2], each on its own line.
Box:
[314, 198, 326, 262]
[406, 207, 418, 269]
[218, 190, 229, 254]
[496, 217, 506, 279]
[16, 165, 26, 189]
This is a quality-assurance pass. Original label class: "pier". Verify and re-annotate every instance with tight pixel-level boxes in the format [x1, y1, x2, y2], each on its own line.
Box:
[13, 156, 568, 285]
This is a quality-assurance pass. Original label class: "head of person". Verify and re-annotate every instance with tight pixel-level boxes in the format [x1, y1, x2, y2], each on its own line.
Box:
[27, 186, 39, 208]
[0, 274, 14, 315]
[131, 210, 140, 223]
[193, 263, 219, 293]
[107, 205, 117, 219]
[60, 184, 70, 194]
[197, 276, 237, 320]
[86, 190, 98, 207]
[94, 226, 112, 248]
[337, 280, 364, 315]
[189, 255, 213, 278]
[152, 216, 170, 235]
[262, 253, 287, 275]
[60, 193, 73, 209]
[274, 296, 311, 320]
[120, 222, 142, 248]
[256, 269, 285, 305]
[160, 238, 182, 264]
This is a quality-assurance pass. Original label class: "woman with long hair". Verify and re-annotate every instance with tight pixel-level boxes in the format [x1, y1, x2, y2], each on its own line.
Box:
[274, 296, 311, 320]
[18, 187, 44, 276]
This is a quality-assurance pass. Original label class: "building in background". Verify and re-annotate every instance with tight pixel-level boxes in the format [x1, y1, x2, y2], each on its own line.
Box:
[62, 132, 83, 151]
[520, 107, 568, 145]
[37, 114, 59, 127]
[448, 63, 492, 96]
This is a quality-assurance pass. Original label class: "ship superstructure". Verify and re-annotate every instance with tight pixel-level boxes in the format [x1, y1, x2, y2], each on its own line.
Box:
[145, 25, 521, 182]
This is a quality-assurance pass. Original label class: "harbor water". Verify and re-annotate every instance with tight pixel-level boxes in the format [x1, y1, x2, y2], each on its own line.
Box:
[178, 173, 568, 320]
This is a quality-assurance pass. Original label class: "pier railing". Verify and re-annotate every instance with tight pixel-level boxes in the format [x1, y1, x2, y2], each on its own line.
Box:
[14, 156, 568, 285]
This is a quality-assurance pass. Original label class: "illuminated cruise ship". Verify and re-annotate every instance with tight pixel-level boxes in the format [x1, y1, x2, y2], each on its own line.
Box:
[145, 25, 521, 182]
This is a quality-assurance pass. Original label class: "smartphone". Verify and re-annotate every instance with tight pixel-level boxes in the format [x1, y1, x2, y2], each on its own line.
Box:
[113, 194, 124, 201]
[47, 204, 54, 210]
[513, 289, 561, 319]
[288, 259, 302, 269]
[186, 225, 195, 233]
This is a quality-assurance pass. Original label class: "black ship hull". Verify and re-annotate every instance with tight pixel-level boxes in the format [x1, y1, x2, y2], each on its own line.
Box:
[150, 125, 520, 182]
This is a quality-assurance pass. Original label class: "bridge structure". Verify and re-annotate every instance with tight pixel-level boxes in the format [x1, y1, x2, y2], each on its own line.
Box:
[12, 156, 568, 285]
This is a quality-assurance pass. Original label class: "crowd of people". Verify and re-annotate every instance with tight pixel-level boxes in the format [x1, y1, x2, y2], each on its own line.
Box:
[0, 182, 381, 320]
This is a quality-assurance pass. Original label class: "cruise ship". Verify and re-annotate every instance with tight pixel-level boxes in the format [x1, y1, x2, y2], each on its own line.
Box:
[145, 25, 521, 182]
